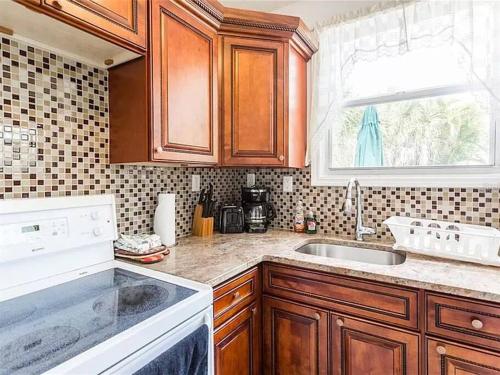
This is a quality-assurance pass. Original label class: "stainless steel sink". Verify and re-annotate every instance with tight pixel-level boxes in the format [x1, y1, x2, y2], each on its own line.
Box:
[295, 243, 405, 265]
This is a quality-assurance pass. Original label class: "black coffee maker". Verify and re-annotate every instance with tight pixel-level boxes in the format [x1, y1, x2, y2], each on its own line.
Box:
[241, 186, 276, 233]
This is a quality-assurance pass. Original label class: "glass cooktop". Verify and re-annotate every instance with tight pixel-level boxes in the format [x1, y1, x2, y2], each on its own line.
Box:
[0, 268, 197, 375]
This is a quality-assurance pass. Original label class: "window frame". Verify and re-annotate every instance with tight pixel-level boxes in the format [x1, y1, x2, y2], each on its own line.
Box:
[312, 84, 500, 188]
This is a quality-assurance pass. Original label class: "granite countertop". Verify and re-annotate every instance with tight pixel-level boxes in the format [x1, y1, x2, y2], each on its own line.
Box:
[137, 230, 500, 303]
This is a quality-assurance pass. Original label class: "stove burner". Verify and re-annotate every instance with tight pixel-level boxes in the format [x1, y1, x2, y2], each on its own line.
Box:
[0, 301, 36, 328]
[93, 284, 169, 316]
[0, 326, 80, 372]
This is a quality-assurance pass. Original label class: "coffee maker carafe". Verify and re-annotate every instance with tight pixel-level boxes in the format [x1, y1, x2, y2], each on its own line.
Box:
[241, 186, 276, 233]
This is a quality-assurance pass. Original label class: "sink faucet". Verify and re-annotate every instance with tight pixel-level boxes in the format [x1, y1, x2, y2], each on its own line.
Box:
[341, 178, 376, 241]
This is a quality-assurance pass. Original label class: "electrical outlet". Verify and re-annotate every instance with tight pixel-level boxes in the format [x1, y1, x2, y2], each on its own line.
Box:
[283, 176, 293, 192]
[246, 173, 255, 187]
[191, 175, 201, 192]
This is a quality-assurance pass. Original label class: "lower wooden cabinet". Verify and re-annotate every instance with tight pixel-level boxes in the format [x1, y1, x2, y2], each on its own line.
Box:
[214, 301, 261, 375]
[427, 339, 500, 375]
[263, 295, 328, 375]
[331, 313, 420, 375]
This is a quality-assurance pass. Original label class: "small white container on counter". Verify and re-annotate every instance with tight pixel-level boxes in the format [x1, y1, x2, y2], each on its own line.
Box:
[384, 216, 500, 267]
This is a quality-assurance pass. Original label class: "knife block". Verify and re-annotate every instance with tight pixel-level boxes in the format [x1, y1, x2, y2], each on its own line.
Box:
[192, 204, 214, 237]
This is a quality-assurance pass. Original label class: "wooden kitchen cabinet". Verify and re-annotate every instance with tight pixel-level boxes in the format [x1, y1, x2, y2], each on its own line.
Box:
[220, 36, 312, 167]
[219, 9, 317, 167]
[331, 313, 420, 375]
[213, 267, 261, 375]
[17, 0, 147, 52]
[427, 338, 500, 375]
[214, 301, 261, 375]
[263, 295, 328, 374]
[221, 36, 285, 166]
[109, 0, 219, 164]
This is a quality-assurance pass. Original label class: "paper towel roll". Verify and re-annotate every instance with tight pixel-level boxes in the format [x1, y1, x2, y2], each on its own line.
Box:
[154, 193, 176, 246]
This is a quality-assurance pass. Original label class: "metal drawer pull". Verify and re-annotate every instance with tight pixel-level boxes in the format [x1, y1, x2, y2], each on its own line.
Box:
[436, 345, 446, 355]
[471, 319, 484, 329]
[336, 318, 344, 326]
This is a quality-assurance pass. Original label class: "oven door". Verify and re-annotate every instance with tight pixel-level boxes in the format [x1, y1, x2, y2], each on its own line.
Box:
[103, 306, 213, 375]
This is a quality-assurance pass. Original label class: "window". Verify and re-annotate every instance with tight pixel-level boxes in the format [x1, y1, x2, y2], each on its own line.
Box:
[310, 1, 500, 187]
[332, 47, 495, 169]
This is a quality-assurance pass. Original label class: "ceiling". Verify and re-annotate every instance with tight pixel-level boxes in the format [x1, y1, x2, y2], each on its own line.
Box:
[220, 1, 298, 12]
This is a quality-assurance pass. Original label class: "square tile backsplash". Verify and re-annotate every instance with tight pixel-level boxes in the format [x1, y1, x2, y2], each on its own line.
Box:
[1, 35, 498, 241]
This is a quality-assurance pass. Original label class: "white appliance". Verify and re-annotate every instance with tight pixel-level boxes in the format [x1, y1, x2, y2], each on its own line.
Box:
[0, 194, 213, 375]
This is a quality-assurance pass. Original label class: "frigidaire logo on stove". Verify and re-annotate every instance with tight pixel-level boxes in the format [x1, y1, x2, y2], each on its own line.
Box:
[31, 247, 45, 253]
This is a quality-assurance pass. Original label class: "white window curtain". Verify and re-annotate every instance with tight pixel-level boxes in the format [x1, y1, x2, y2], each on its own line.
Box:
[306, 0, 500, 166]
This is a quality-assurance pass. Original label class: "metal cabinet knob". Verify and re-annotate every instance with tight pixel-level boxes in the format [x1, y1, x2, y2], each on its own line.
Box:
[336, 318, 344, 326]
[155, 146, 163, 153]
[471, 319, 484, 329]
[233, 291, 240, 300]
[314, 312, 321, 320]
[436, 345, 446, 355]
[251, 306, 257, 315]
[278, 155, 285, 161]
[52, 0, 62, 9]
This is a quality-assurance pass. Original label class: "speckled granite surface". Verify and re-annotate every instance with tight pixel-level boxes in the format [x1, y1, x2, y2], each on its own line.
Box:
[136, 230, 500, 303]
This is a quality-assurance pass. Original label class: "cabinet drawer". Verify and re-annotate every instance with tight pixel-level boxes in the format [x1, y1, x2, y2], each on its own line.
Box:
[263, 263, 419, 329]
[426, 293, 500, 351]
[214, 267, 260, 328]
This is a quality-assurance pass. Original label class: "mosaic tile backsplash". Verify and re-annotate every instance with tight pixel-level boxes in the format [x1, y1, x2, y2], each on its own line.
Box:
[1, 35, 498, 241]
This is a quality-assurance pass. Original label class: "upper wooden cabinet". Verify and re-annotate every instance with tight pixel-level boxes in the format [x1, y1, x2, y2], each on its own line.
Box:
[222, 37, 285, 166]
[219, 9, 316, 167]
[17, 0, 147, 52]
[150, 0, 218, 164]
[109, 0, 219, 164]
[108, 0, 316, 166]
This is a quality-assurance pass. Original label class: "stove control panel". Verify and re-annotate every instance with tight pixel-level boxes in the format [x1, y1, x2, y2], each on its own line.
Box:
[0, 195, 117, 263]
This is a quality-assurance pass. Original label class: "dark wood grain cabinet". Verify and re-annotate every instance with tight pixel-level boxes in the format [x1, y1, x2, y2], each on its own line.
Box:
[427, 338, 500, 375]
[214, 302, 261, 375]
[220, 36, 312, 167]
[150, 0, 218, 164]
[109, 0, 219, 164]
[331, 313, 420, 375]
[261, 262, 500, 375]
[263, 295, 328, 375]
[17, 0, 147, 51]
[213, 267, 261, 375]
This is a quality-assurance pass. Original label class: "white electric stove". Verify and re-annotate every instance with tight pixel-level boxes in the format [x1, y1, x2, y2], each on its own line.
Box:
[0, 195, 213, 375]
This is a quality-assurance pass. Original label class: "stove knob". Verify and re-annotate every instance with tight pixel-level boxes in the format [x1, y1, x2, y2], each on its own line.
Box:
[93, 227, 103, 237]
[90, 211, 100, 220]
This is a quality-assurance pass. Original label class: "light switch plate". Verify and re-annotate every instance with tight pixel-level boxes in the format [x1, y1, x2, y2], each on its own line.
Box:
[283, 176, 293, 192]
[191, 174, 201, 192]
[246, 173, 255, 187]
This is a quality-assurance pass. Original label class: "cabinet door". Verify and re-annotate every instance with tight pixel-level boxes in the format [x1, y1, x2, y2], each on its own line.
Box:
[222, 36, 285, 166]
[427, 339, 500, 375]
[214, 302, 261, 375]
[40, 0, 146, 49]
[263, 296, 328, 375]
[150, 0, 218, 164]
[331, 314, 420, 375]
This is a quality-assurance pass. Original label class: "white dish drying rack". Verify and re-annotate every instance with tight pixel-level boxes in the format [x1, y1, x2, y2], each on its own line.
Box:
[384, 216, 500, 267]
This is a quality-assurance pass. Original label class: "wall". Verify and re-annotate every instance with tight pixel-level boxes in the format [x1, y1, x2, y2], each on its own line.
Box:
[1, 35, 498, 243]
[0, 35, 239, 237]
[239, 168, 500, 242]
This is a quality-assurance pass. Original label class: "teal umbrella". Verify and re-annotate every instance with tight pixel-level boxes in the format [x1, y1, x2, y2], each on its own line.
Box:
[354, 106, 384, 167]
